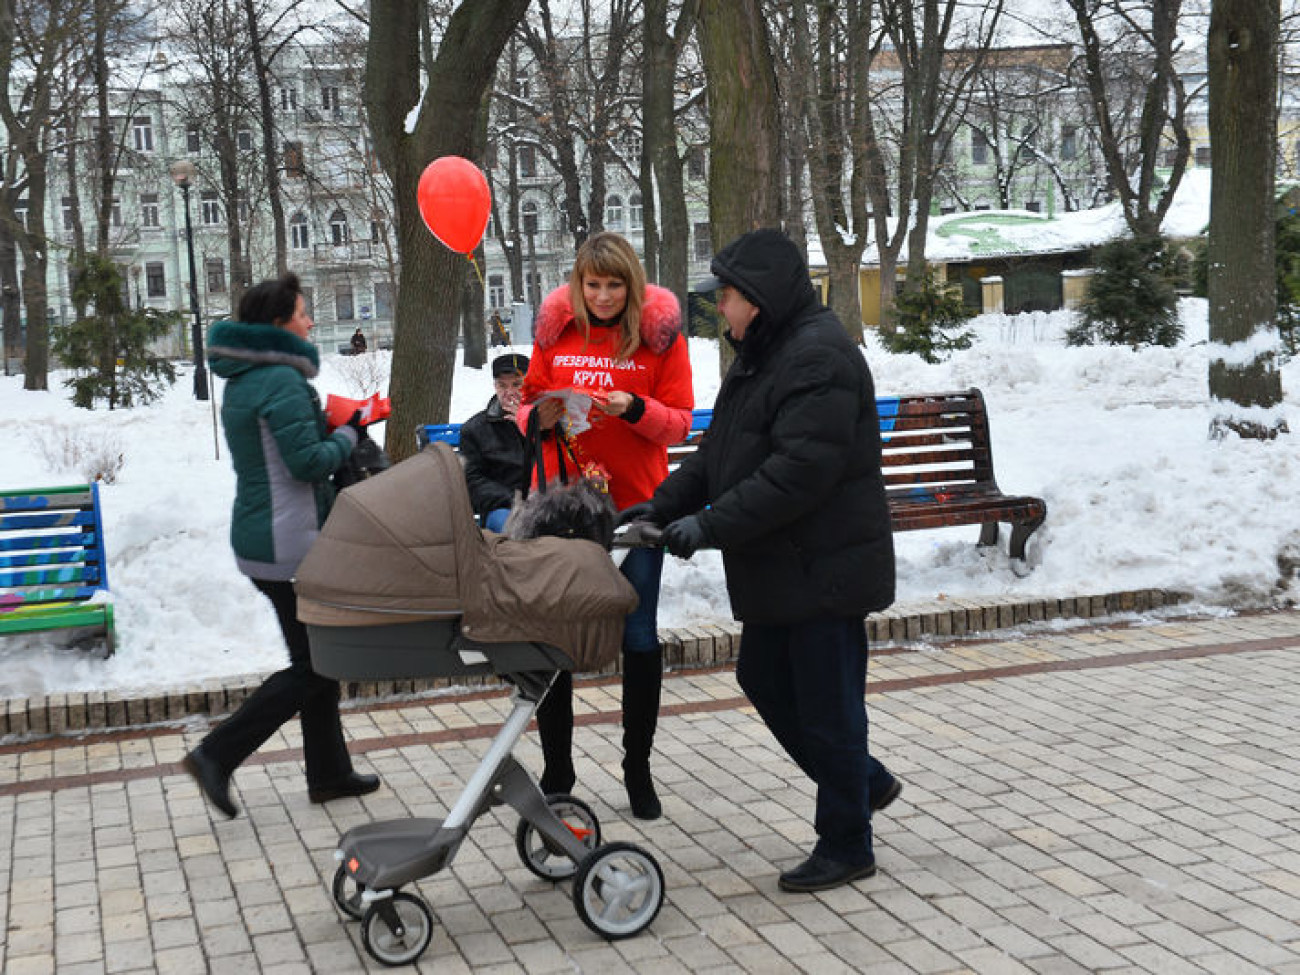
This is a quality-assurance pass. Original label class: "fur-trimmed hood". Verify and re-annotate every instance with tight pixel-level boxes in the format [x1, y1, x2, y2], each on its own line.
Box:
[533, 283, 682, 355]
[208, 320, 321, 379]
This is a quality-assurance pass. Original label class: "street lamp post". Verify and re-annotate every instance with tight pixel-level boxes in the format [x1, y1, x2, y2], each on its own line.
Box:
[170, 159, 209, 401]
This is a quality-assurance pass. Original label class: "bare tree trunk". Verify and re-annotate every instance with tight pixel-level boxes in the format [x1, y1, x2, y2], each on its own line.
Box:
[367, 0, 529, 462]
[243, 0, 288, 275]
[697, 0, 783, 376]
[1207, 0, 1286, 439]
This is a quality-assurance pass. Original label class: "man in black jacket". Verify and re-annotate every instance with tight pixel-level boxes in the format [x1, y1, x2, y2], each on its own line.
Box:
[461, 353, 530, 531]
[625, 228, 902, 893]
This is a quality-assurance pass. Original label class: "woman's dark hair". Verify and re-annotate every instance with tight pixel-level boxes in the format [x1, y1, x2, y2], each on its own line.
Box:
[238, 272, 303, 327]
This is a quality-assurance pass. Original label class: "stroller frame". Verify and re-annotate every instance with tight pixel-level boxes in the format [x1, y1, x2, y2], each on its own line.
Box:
[319, 631, 665, 967]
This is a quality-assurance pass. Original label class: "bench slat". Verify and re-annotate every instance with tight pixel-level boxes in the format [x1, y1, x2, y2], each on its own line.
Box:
[0, 487, 97, 510]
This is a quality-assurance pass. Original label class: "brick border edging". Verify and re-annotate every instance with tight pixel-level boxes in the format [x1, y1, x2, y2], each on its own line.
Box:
[0, 588, 1187, 741]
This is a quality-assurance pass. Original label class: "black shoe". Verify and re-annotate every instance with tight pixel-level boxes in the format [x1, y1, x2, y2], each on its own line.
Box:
[778, 853, 876, 893]
[872, 775, 904, 813]
[623, 761, 662, 821]
[539, 764, 576, 796]
[308, 772, 381, 804]
[183, 746, 238, 819]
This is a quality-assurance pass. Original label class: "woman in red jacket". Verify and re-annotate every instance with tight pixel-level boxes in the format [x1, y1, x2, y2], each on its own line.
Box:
[521, 232, 693, 819]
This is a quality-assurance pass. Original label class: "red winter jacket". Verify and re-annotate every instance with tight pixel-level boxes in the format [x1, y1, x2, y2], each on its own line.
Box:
[520, 284, 693, 509]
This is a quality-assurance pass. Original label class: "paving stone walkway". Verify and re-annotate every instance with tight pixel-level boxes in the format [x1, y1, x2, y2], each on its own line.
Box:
[2, 609, 1299, 973]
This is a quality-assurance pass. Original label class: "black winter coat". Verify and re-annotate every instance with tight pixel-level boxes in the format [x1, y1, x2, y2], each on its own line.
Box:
[653, 229, 895, 624]
[460, 397, 530, 520]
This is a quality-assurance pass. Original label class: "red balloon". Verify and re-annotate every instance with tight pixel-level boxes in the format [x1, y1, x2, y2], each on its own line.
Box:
[417, 156, 491, 254]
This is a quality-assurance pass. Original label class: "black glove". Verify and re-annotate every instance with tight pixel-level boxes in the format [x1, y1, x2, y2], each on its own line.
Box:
[661, 514, 709, 559]
[346, 409, 368, 438]
[616, 501, 662, 528]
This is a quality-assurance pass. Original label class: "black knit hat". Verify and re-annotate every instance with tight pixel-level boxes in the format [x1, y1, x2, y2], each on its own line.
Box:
[491, 353, 529, 378]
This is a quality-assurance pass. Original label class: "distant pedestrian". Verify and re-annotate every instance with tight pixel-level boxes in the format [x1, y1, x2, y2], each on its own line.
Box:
[621, 228, 902, 891]
[488, 311, 510, 347]
[183, 273, 380, 819]
[350, 328, 367, 355]
[460, 352, 530, 532]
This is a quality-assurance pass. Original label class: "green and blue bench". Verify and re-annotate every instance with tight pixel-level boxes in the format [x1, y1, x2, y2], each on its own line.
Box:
[0, 483, 116, 655]
[420, 387, 1046, 561]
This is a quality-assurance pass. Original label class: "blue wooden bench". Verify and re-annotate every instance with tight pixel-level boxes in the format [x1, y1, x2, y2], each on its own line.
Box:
[419, 388, 1046, 560]
[0, 483, 116, 655]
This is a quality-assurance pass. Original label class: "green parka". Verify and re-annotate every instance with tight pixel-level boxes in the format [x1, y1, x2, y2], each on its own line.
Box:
[207, 320, 357, 581]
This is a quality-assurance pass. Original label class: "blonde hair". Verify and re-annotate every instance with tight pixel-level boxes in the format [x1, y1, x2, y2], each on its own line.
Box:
[568, 232, 646, 360]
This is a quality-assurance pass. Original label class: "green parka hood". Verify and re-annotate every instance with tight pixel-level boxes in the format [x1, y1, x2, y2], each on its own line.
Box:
[207, 319, 321, 380]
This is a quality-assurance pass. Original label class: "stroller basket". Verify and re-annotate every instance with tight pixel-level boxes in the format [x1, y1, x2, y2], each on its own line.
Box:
[295, 444, 664, 966]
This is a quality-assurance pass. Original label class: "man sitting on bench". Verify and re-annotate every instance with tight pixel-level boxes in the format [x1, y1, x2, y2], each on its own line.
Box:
[461, 353, 530, 532]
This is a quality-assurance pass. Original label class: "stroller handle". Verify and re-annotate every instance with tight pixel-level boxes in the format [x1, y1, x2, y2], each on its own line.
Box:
[611, 519, 663, 549]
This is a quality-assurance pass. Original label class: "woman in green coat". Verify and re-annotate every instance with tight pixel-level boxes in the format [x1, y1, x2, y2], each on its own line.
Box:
[183, 273, 380, 818]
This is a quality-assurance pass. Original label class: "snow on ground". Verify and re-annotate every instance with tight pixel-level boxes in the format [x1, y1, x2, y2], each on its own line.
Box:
[2, 297, 1298, 699]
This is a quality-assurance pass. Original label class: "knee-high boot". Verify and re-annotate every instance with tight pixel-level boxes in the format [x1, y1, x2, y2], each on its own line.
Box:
[536, 671, 576, 795]
[621, 648, 663, 820]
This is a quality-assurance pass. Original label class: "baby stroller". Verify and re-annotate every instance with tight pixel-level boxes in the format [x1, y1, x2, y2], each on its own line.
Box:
[295, 444, 666, 967]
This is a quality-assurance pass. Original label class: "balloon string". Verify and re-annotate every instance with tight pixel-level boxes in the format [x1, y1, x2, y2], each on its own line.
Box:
[466, 254, 486, 290]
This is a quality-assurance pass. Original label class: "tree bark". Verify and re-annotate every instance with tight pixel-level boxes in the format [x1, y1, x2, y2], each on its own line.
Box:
[243, 0, 288, 276]
[367, 0, 530, 462]
[1207, 0, 1286, 439]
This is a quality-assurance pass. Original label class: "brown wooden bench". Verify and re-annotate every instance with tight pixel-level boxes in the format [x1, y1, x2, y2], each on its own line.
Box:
[668, 388, 1046, 562]
[423, 387, 1047, 562]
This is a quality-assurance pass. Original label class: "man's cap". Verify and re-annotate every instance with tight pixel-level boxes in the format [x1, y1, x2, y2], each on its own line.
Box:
[492, 353, 529, 378]
[693, 271, 731, 293]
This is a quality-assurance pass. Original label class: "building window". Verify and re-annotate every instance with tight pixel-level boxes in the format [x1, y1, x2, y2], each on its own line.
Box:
[488, 274, 505, 309]
[132, 117, 153, 152]
[693, 222, 711, 262]
[145, 262, 166, 298]
[205, 258, 226, 294]
[971, 128, 989, 165]
[1061, 126, 1077, 161]
[336, 282, 355, 321]
[374, 280, 394, 319]
[329, 209, 349, 245]
[201, 191, 221, 225]
[1195, 144, 1211, 167]
[605, 195, 623, 228]
[290, 213, 309, 249]
[141, 193, 159, 227]
[14, 199, 27, 231]
[62, 196, 75, 231]
[687, 147, 706, 180]
[370, 218, 383, 244]
[284, 141, 304, 178]
[187, 126, 201, 154]
[321, 85, 339, 111]
[110, 198, 122, 227]
[279, 87, 297, 110]
[518, 145, 536, 178]
[629, 193, 643, 230]
[522, 200, 539, 236]
[1025, 200, 1041, 213]
[237, 128, 253, 151]
[53, 126, 68, 155]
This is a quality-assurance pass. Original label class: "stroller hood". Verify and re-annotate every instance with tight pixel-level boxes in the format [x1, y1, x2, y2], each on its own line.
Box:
[294, 443, 638, 671]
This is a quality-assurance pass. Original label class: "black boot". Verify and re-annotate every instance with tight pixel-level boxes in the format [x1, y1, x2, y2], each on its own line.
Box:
[621, 648, 663, 820]
[536, 671, 576, 795]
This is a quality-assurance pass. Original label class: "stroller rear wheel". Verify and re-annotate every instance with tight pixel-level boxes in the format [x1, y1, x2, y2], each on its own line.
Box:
[572, 841, 665, 940]
[331, 864, 367, 920]
[516, 794, 602, 880]
[361, 892, 434, 966]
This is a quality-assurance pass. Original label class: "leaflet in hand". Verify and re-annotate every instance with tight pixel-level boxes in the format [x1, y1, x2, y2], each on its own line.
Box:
[530, 386, 607, 436]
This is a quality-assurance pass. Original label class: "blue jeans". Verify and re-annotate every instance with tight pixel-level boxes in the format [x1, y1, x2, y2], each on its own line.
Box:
[484, 507, 511, 533]
[619, 545, 663, 653]
[736, 617, 893, 867]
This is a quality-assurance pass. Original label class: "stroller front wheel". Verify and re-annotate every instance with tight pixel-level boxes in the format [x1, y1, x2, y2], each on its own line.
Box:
[361, 892, 434, 966]
[516, 794, 602, 880]
[572, 841, 665, 940]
